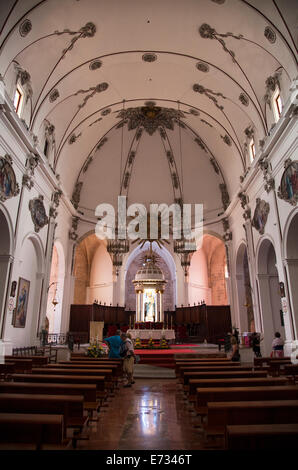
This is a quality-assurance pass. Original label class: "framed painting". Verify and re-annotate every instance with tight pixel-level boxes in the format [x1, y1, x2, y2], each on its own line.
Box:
[13, 277, 30, 328]
[278, 159, 298, 206]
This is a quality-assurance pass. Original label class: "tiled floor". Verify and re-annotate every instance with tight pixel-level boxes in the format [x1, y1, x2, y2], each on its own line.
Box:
[77, 379, 205, 450]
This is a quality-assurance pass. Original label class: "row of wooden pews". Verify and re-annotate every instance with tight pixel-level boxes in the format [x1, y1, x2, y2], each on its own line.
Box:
[0, 354, 123, 449]
[175, 355, 298, 450]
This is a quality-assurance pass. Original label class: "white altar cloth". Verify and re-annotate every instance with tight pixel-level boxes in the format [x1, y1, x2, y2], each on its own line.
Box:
[127, 329, 175, 341]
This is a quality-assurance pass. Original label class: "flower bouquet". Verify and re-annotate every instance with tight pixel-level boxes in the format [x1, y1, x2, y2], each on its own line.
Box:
[134, 337, 143, 349]
[159, 335, 169, 349]
[147, 337, 155, 349]
[87, 341, 106, 358]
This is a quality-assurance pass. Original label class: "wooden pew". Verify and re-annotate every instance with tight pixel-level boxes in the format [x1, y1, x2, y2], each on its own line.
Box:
[284, 364, 298, 383]
[5, 355, 49, 367]
[196, 385, 298, 415]
[205, 400, 298, 437]
[50, 363, 122, 377]
[226, 423, 298, 450]
[254, 357, 291, 367]
[11, 374, 106, 402]
[178, 364, 248, 379]
[0, 413, 65, 450]
[5, 359, 32, 373]
[0, 393, 85, 440]
[188, 377, 289, 402]
[0, 381, 97, 402]
[175, 361, 235, 376]
[182, 370, 267, 388]
[0, 363, 15, 378]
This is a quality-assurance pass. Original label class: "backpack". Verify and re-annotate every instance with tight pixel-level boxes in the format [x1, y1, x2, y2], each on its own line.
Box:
[120, 341, 127, 358]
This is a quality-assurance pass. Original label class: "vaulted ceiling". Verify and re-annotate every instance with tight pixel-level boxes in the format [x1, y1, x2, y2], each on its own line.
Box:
[0, 0, 297, 218]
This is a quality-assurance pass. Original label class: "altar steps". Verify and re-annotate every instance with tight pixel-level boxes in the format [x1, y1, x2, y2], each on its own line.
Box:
[136, 352, 176, 369]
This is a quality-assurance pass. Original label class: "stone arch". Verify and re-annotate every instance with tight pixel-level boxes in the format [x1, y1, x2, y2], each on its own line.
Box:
[189, 234, 228, 306]
[124, 242, 177, 311]
[257, 237, 284, 355]
[73, 232, 112, 304]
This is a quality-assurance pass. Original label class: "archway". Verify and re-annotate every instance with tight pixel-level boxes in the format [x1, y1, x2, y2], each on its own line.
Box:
[124, 242, 176, 312]
[73, 233, 113, 305]
[257, 238, 284, 354]
[0, 207, 13, 336]
[235, 243, 254, 333]
[46, 241, 65, 333]
[285, 212, 298, 338]
[189, 234, 228, 306]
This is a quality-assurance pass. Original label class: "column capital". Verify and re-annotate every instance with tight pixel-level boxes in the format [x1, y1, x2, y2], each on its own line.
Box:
[283, 258, 298, 267]
[0, 254, 14, 263]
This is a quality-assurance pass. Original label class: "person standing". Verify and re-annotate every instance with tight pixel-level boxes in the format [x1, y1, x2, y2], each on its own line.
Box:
[271, 332, 284, 358]
[104, 330, 123, 359]
[120, 332, 136, 387]
[251, 332, 262, 357]
[230, 334, 240, 361]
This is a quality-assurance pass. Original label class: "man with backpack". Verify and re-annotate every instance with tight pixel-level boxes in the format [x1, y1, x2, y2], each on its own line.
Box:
[120, 332, 136, 387]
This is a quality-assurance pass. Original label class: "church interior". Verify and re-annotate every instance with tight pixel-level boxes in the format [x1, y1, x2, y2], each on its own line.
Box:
[0, 0, 298, 452]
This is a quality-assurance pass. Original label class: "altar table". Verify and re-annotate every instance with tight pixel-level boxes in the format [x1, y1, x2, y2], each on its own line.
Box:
[127, 329, 175, 341]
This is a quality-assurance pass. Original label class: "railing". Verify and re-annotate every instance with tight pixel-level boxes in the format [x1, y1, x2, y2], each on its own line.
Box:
[39, 332, 89, 350]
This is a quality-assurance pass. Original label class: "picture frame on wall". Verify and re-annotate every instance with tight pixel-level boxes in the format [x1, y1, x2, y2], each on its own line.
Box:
[13, 277, 30, 328]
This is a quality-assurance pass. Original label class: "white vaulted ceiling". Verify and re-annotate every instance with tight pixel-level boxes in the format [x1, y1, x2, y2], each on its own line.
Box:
[0, 0, 297, 217]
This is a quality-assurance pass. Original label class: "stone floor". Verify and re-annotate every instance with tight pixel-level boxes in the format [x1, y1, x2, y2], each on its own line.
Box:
[77, 379, 206, 450]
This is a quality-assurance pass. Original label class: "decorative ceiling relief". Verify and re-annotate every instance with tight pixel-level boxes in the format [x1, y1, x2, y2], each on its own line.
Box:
[277, 159, 298, 206]
[244, 126, 254, 140]
[14, 64, 33, 101]
[89, 60, 102, 70]
[221, 134, 232, 146]
[189, 108, 200, 116]
[193, 83, 226, 110]
[210, 158, 220, 174]
[19, 19, 32, 37]
[264, 27, 276, 44]
[264, 71, 281, 106]
[69, 216, 79, 241]
[74, 82, 109, 109]
[211, 0, 226, 4]
[194, 137, 207, 152]
[116, 104, 185, 135]
[29, 195, 49, 232]
[238, 191, 251, 220]
[0, 154, 20, 202]
[252, 198, 270, 234]
[22, 153, 40, 190]
[71, 181, 83, 209]
[101, 108, 111, 116]
[196, 62, 209, 73]
[222, 217, 232, 242]
[239, 93, 249, 106]
[200, 119, 213, 128]
[219, 183, 230, 210]
[54, 22, 96, 59]
[68, 132, 82, 144]
[142, 53, 157, 62]
[49, 89, 59, 103]
[258, 156, 275, 193]
[199, 23, 243, 63]
[49, 189, 62, 219]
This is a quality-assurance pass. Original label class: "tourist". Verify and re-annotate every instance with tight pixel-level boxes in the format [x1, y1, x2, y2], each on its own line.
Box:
[271, 332, 284, 358]
[104, 330, 123, 359]
[251, 332, 262, 357]
[120, 332, 136, 387]
[230, 334, 240, 361]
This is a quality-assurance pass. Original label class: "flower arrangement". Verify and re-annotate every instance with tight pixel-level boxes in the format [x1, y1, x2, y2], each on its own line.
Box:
[159, 335, 169, 349]
[134, 337, 142, 349]
[147, 337, 155, 349]
[87, 342, 106, 358]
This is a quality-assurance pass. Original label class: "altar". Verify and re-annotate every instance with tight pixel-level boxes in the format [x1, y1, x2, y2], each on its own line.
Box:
[127, 329, 175, 341]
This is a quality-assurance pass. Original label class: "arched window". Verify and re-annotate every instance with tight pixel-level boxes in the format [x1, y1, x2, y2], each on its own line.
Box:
[13, 85, 24, 117]
[272, 87, 283, 122]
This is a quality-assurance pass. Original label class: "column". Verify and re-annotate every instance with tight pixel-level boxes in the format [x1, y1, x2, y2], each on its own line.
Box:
[135, 292, 139, 323]
[283, 259, 298, 340]
[159, 292, 163, 324]
[257, 273, 275, 355]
